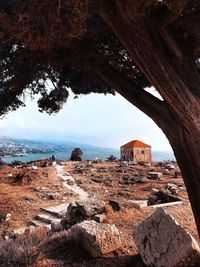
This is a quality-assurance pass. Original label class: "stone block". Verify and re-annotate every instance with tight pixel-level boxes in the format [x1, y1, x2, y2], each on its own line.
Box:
[147, 172, 163, 180]
[65, 198, 105, 225]
[133, 208, 200, 267]
[71, 220, 122, 257]
[51, 221, 63, 232]
[93, 213, 107, 223]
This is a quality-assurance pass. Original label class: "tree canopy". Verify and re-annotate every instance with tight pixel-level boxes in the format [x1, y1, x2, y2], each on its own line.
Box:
[70, 147, 83, 161]
[0, 0, 198, 116]
[1, 0, 200, 236]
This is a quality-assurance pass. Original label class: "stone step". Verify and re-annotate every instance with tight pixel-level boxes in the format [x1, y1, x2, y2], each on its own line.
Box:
[40, 202, 70, 218]
[35, 213, 61, 224]
[151, 200, 183, 208]
[30, 219, 51, 229]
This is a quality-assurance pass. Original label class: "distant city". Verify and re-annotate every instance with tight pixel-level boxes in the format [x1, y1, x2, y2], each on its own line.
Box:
[0, 136, 120, 162]
[0, 136, 55, 157]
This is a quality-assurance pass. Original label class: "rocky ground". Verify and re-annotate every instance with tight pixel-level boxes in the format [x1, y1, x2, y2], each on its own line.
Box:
[0, 159, 198, 266]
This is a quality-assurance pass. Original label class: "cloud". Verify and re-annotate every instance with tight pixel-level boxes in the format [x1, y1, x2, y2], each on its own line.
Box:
[0, 92, 172, 151]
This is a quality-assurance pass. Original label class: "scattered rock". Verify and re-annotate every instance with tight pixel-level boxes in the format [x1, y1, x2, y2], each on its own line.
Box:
[139, 172, 147, 178]
[174, 170, 182, 178]
[92, 177, 102, 183]
[66, 179, 75, 186]
[42, 171, 48, 177]
[166, 183, 178, 190]
[109, 199, 120, 211]
[134, 177, 149, 183]
[0, 213, 11, 223]
[23, 196, 33, 201]
[163, 168, 170, 175]
[46, 192, 59, 200]
[71, 220, 122, 257]
[166, 183, 179, 195]
[133, 208, 200, 267]
[165, 164, 175, 170]
[148, 188, 182, 206]
[144, 163, 151, 167]
[178, 185, 187, 191]
[51, 221, 63, 232]
[32, 166, 38, 170]
[93, 213, 107, 223]
[150, 188, 159, 195]
[65, 198, 105, 225]
[147, 195, 158, 205]
[147, 172, 163, 180]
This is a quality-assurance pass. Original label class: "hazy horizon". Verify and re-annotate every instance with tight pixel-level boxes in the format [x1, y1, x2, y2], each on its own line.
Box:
[0, 89, 173, 151]
[0, 135, 174, 152]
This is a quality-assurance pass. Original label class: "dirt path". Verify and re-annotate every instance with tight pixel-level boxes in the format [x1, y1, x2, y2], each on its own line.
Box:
[55, 163, 89, 201]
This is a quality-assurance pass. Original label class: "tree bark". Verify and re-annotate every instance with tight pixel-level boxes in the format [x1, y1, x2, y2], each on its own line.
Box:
[167, 124, 200, 235]
[99, 2, 200, 235]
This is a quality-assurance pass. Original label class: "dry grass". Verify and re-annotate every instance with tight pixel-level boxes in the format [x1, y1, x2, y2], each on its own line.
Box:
[105, 205, 145, 228]
[0, 226, 50, 267]
[0, 223, 145, 267]
[0, 165, 72, 232]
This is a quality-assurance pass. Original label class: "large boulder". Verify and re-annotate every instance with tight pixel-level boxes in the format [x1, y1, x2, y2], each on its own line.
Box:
[63, 197, 105, 226]
[70, 220, 122, 257]
[133, 208, 200, 267]
[147, 188, 182, 206]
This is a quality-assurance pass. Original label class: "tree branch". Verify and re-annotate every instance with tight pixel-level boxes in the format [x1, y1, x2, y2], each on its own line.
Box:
[91, 60, 174, 128]
[153, 0, 191, 61]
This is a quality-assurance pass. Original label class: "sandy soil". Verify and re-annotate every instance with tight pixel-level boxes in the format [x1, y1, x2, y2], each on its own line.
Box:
[0, 163, 77, 232]
[0, 160, 198, 266]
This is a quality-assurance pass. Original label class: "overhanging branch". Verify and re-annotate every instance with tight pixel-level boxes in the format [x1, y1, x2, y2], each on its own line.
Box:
[92, 60, 174, 128]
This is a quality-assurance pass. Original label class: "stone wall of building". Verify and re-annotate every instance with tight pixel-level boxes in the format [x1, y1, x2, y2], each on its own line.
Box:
[133, 147, 151, 163]
[120, 147, 133, 161]
[120, 146, 151, 163]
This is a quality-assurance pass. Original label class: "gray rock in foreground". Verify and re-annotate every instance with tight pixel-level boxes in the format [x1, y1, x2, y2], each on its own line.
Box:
[133, 208, 200, 267]
[70, 220, 122, 257]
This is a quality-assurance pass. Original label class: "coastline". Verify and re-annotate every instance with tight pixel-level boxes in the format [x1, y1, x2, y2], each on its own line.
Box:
[2, 150, 176, 163]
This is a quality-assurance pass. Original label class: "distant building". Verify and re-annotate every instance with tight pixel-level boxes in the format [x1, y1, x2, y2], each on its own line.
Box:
[120, 140, 151, 163]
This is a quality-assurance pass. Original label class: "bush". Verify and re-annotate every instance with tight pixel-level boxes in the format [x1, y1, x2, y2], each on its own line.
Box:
[0, 158, 6, 167]
[10, 160, 24, 167]
[0, 227, 49, 267]
[107, 155, 117, 162]
[70, 148, 83, 161]
[0, 237, 36, 267]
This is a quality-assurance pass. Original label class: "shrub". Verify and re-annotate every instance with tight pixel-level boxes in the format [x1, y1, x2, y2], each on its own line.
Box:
[107, 155, 117, 162]
[0, 237, 36, 267]
[0, 227, 49, 267]
[70, 148, 83, 161]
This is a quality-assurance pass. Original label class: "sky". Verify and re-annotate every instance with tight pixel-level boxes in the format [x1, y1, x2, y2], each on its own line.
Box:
[0, 90, 173, 151]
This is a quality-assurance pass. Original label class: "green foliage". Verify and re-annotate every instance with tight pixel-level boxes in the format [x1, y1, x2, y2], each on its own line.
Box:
[70, 147, 83, 161]
[0, 0, 151, 116]
[107, 155, 117, 162]
[0, 1, 198, 116]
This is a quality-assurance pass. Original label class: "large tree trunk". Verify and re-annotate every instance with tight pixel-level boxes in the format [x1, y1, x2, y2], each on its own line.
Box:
[99, 2, 200, 235]
[166, 123, 200, 234]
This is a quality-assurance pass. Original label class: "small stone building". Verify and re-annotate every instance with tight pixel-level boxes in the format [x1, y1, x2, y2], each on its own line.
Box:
[120, 140, 151, 163]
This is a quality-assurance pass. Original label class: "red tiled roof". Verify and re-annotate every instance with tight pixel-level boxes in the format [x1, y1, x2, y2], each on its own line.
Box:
[121, 140, 151, 148]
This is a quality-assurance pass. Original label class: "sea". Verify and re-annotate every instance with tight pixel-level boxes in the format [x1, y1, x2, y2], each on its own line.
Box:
[2, 150, 175, 163]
